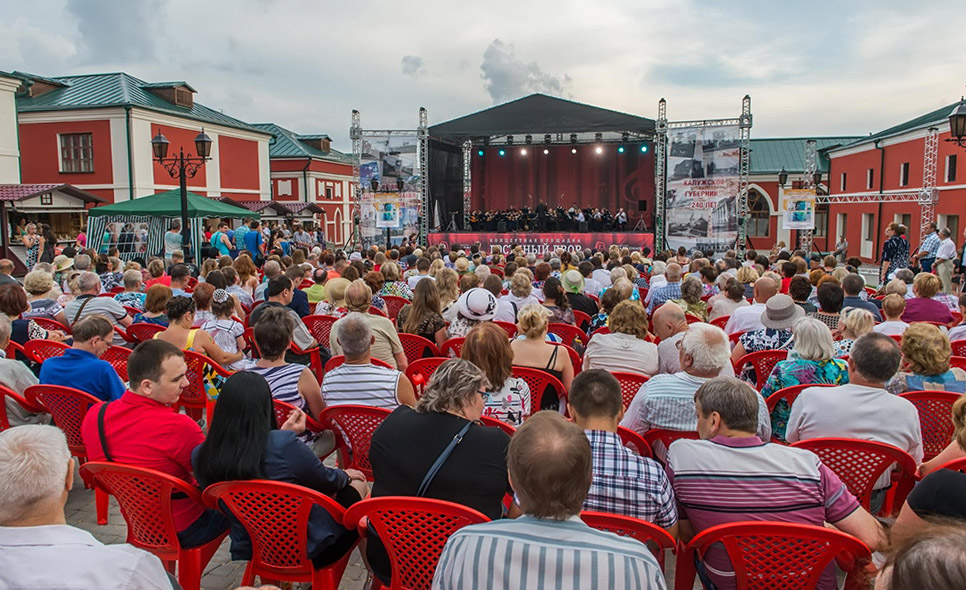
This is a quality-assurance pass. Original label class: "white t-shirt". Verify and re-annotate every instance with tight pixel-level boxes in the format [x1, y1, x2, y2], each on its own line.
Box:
[873, 321, 909, 336]
[407, 274, 434, 290]
[724, 302, 767, 334]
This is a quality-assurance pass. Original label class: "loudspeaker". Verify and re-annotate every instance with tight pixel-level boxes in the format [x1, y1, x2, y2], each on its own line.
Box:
[497, 221, 506, 232]
[638, 200, 647, 211]
[579, 221, 589, 232]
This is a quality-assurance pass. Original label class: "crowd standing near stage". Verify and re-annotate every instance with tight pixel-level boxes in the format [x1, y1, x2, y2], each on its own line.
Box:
[3, 217, 966, 589]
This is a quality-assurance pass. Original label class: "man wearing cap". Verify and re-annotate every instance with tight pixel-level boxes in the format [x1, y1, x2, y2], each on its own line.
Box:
[562, 269, 598, 318]
[447, 287, 498, 339]
[730, 294, 801, 381]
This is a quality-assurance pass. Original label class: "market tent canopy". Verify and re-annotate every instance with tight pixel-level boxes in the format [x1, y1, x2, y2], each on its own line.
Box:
[88, 189, 259, 219]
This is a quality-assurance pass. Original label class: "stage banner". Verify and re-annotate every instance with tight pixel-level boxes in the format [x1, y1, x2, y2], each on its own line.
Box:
[780, 189, 817, 230]
[374, 193, 401, 229]
[360, 134, 422, 245]
[665, 124, 740, 255]
[427, 232, 654, 256]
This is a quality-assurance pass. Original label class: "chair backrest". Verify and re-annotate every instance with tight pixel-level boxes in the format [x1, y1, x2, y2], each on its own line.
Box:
[547, 323, 585, 347]
[126, 322, 167, 343]
[302, 314, 337, 349]
[180, 350, 232, 410]
[898, 390, 962, 462]
[100, 345, 131, 383]
[764, 383, 835, 413]
[709, 315, 730, 330]
[790, 437, 917, 516]
[684, 313, 703, 325]
[242, 327, 260, 359]
[641, 429, 699, 464]
[734, 350, 788, 390]
[550, 342, 582, 375]
[493, 321, 518, 338]
[728, 331, 746, 346]
[80, 462, 202, 560]
[5, 340, 28, 362]
[478, 415, 517, 437]
[940, 457, 966, 471]
[616, 426, 653, 459]
[203, 480, 347, 575]
[24, 384, 101, 457]
[397, 333, 441, 365]
[405, 357, 449, 397]
[489, 266, 504, 278]
[510, 366, 568, 414]
[440, 337, 466, 358]
[381, 295, 410, 320]
[888, 334, 903, 345]
[24, 339, 69, 363]
[677, 521, 871, 590]
[122, 305, 141, 318]
[31, 317, 71, 334]
[952, 340, 966, 357]
[323, 355, 394, 373]
[271, 399, 324, 434]
[341, 496, 489, 590]
[581, 511, 674, 567]
[612, 372, 650, 410]
[368, 305, 387, 317]
[573, 310, 592, 333]
[319, 405, 392, 479]
[588, 326, 610, 341]
[950, 356, 966, 371]
[0, 385, 42, 431]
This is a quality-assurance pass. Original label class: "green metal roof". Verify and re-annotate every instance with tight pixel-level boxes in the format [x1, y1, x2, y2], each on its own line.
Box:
[750, 137, 862, 174]
[251, 122, 352, 164]
[14, 72, 269, 135]
[829, 102, 959, 151]
[139, 81, 197, 92]
[88, 188, 259, 219]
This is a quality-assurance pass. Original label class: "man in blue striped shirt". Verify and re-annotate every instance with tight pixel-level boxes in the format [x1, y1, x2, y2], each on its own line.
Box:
[914, 222, 940, 272]
[432, 411, 666, 590]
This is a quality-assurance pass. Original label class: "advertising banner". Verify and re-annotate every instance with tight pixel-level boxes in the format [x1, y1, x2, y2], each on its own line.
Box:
[780, 189, 817, 230]
[360, 134, 422, 245]
[374, 193, 401, 229]
[427, 232, 654, 256]
[665, 124, 740, 256]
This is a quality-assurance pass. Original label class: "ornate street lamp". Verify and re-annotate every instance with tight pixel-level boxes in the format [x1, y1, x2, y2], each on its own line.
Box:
[947, 98, 966, 148]
[778, 167, 788, 186]
[151, 129, 212, 265]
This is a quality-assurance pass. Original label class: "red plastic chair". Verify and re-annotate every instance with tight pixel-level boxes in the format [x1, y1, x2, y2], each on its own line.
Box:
[734, 350, 788, 390]
[31, 317, 71, 334]
[548, 322, 585, 347]
[551, 342, 582, 375]
[637, 287, 648, 301]
[511, 365, 568, 415]
[950, 356, 966, 371]
[303, 314, 337, 349]
[341, 497, 489, 590]
[80, 462, 227, 590]
[888, 334, 903, 345]
[581, 511, 674, 567]
[612, 372, 650, 410]
[242, 327, 260, 359]
[126, 322, 167, 343]
[899, 390, 962, 461]
[298, 279, 314, 290]
[24, 339, 69, 363]
[381, 295, 410, 320]
[478, 415, 517, 436]
[493, 320, 518, 338]
[710, 315, 730, 330]
[203, 480, 355, 589]
[952, 340, 966, 357]
[369, 305, 387, 317]
[728, 331, 745, 346]
[675, 521, 871, 590]
[489, 266, 504, 278]
[642, 429, 700, 463]
[178, 350, 233, 421]
[113, 325, 136, 345]
[616, 426, 653, 459]
[764, 384, 834, 443]
[440, 337, 466, 357]
[0, 384, 44, 431]
[123, 305, 142, 318]
[100, 345, 131, 383]
[405, 357, 449, 397]
[323, 355, 394, 373]
[271, 399, 325, 434]
[684, 313, 703, 324]
[319, 405, 392, 480]
[588, 326, 610, 341]
[289, 342, 324, 384]
[5, 340, 29, 362]
[939, 457, 966, 471]
[790, 438, 917, 516]
[397, 333, 441, 365]
[573, 310, 592, 333]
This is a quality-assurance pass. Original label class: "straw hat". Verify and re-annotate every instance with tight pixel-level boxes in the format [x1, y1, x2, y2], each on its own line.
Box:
[760, 294, 805, 330]
[562, 269, 584, 294]
[53, 255, 73, 273]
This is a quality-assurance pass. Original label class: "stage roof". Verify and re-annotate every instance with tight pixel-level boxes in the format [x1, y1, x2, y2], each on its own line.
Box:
[429, 94, 656, 142]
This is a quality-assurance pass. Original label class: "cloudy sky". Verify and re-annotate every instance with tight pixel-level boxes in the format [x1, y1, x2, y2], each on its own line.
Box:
[1, 0, 963, 149]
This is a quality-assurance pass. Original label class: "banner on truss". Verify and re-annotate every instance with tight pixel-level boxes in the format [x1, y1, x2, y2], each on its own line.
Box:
[780, 188, 817, 230]
[357, 133, 424, 245]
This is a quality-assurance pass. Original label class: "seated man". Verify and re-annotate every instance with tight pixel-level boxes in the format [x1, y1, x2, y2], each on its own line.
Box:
[62, 271, 133, 345]
[248, 275, 318, 353]
[666, 378, 886, 590]
[569, 369, 677, 535]
[621, 323, 765, 448]
[304, 267, 328, 305]
[653, 302, 734, 376]
[80, 340, 229, 549]
[723, 276, 778, 334]
[284, 264, 311, 318]
[646, 262, 682, 314]
[39, 316, 126, 402]
[167, 264, 191, 297]
[0, 425, 174, 589]
[842, 273, 882, 320]
[786, 332, 923, 511]
[434, 411, 666, 590]
[253, 260, 282, 302]
[321, 312, 415, 408]
[330, 280, 406, 371]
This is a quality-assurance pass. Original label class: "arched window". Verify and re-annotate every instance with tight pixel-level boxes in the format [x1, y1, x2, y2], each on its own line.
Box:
[748, 190, 770, 237]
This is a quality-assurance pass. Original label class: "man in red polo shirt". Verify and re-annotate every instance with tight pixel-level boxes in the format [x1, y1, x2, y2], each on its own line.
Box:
[81, 340, 228, 547]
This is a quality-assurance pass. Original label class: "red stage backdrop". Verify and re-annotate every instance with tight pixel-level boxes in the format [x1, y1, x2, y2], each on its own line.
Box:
[428, 232, 654, 255]
[470, 145, 655, 227]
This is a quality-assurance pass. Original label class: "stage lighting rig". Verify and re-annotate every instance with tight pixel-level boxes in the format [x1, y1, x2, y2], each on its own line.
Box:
[570, 133, 578, 145]
[544, 134, 552, 145]
[507, 135, 514, 146]
[571, 147, 577, 154]
[594, 132, 603, 143]
[618, 145, 625, 153]
[595, 146, 603, 155]
[525, 134, 533, 145]
[498, 149, 506, 157]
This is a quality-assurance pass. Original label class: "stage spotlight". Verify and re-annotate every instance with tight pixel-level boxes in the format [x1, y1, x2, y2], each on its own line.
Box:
[498, 149, 506, 157]
[570, 133, 578, 145]
[594, 132, 603, 143]
[543, 148, 549, 155]
[544, 134, 552, 145]
[520, 148, 528, 156]
[641, 144, 649, 153]
[525, 134, 533, 145]
[507, 135, 514, 145]
[595, 146, 603, 155]
[477, 148, 484, 157]
[571, 147, 577, 154]
[617, 145, 625, 154]
[621, 131, 630, 143]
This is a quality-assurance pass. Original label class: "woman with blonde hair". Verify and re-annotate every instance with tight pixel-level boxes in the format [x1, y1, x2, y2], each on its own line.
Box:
[497, 271, 541, 323]
[378, 261, 412, 300]
[886, 323, 966, 395]
[511, 304, 574, 408]
[435, 267, 460, 322]
[736, 266, 759, 299]
[461, 323, 531, 425]
[582, 300, 657, 376]
[428, 258, 446, 278]
[396, 277, 447, 348]
[314, 277, 350, 317]
[833, 308, 875, 357]
[22, 270, 67, 324]
[232, 254, 260, 296]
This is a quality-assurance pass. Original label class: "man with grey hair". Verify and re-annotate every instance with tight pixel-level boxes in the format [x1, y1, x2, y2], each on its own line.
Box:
[934, 227, 957, 295]
[62, 271, 132, 344]
[321, 312, 415, 408]
[621, 323, 769, 453]
[0, 259, 18, 286]
[254, 259, 282, 302]
[0, 425, 175, 589]
[647, 262, 682, 314]
[330, 280, 406, 370]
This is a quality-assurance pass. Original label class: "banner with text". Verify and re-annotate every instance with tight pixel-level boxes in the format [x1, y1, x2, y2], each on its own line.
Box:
[780, 188, 817, 230]
[665, 124, 740, 256]
[360, 134, 422, 245]
[427, 232, 654, 256]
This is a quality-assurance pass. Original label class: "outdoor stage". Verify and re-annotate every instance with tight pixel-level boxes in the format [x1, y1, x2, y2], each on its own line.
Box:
[427, 231, 654, 255]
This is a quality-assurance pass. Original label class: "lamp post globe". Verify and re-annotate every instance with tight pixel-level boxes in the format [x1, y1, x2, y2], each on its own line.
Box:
[151, 132, 170, 160]
[948, 99, 966, 147]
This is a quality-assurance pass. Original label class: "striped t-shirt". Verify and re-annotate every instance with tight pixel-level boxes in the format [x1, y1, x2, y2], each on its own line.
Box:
[246, 364, 307, 409]
[321, 363, 401, 408]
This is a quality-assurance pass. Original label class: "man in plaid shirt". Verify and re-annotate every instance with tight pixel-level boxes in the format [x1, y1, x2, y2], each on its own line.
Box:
[647, 262, 683, 314]
[569, 369, 678, 536]
[914, 222, 940, 272]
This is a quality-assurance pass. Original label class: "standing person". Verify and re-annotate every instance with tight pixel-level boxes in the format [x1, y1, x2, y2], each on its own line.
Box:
[209, 222, 232, 258]
[615, 207, 628, 231]
[913, 222, 940, 273]
[39, 224, 56, 264]
[243, 220, 264, 260]
[22, 223, 40, 269]
[163, 222, 182, 261]
[233, 219, 250, 255]
[935, 227, 957, 295]
[881, 222, 910, 284]
[834, 233, 849, 264]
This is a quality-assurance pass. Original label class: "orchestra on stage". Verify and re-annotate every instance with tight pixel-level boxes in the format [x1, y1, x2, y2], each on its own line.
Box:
[465, 204, 630, 232]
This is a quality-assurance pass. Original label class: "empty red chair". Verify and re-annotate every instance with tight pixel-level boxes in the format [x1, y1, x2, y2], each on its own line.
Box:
[24, 339, 69, 363]
[551, 342, 582, 375]
[899, 390, 962, 461]
[319, 405, 392, 480]
[493, 320, 518, 338]
[31, 317, 71, 334]
[203, 480, 355, 589]
[81, 462, 227, 590]
[0, 384, 44, 431]
[675, 521, 871, 590]
[405, 357, 448, 397]
[126, 322, 167, 343]
[511, 365, 568, 415]
[440, 337, 466, 357]
[100, 345, 131, 383]
[303, 314, 337, 349]
[612, 372, 649, 410]
[709, 315, 729, 330]
[573, 310, 592, 333]
[478, 415, 517, 437]
[397, 333, 441, 365]
[952, 339, 966, 357]
[547, 322, 585, 347]
[790, 438, 917, 516]
[642, 429, 700, 463]
[381, 295, 410, 320]
[733, 350, 788, 390]
[617, 426, 653, 459]
[581, 511, 674, 567]
[323, 355, 394, 373]
[341, 497, 489, 590]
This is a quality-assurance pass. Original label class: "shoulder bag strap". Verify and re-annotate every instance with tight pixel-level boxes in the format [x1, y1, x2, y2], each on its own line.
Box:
[72, 296, 95, 325]
[417, 421, 473, 497]
[96, 403, 114, 462]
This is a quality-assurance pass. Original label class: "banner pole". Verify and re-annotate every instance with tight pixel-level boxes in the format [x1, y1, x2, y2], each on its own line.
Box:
[736, 95, 753, 257]
[654, 98, 668, 253]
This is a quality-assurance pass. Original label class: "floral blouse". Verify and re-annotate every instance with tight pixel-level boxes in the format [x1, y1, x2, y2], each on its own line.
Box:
[882, 235, 909, 275]
[380, 281, 413, 301]
[759, 355, 850, 442]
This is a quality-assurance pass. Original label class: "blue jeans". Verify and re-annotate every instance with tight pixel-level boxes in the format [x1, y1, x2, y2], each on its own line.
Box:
[920, 256, 936, 273]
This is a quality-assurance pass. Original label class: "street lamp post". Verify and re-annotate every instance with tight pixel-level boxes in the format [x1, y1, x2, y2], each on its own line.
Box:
[151, 129, 212, 265]
[947, 98, 966, 149]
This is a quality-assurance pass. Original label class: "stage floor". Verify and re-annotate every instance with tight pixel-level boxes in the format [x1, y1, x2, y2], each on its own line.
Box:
[427, 230, 654, 254]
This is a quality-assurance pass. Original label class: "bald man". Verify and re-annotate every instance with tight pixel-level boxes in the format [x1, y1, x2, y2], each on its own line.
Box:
[654, 303, 735, 376]
[724, 276, 779, 334]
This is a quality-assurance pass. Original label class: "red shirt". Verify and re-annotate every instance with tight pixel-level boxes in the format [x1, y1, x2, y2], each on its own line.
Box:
[81, 391, 205, 530]
[145, 276, 172, 289]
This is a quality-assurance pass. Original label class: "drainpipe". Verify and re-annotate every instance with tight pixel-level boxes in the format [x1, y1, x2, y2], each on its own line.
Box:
[874, 139, 885, 264]
[124, 105, 135, 201]
[302, 157, 311, 204]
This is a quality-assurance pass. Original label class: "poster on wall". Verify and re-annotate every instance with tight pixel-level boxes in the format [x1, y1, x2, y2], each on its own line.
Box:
[665, 124, 740, 255]
[780, 189, 817, 230]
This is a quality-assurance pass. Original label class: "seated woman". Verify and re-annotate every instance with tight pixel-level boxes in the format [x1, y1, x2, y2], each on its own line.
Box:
[378, 261, 413, 300]
[367, 358, 511, 586]
[191, 283, 216, 327]
[902, 272, 954, 324]
[582, 300, 658, 376]
[247, 306, 325, 419]
[809, 281, 844, 331]
[541, 277, 575, 325]
[396, 278, 447, 349]
[461, 322, 531, 425]
[364, 271, 387, 311]
[834, 308, 875, 358]
[496, 271, 540, 323]
[760, 317, 850, 442]
[314, 277, 350, 317]
[155, 296, 243, 367]
[707, 276, 749, 321]
[730, 294, 802, 381]
[737, 265, 759, 300]
[886, 323, 966, 395]
[511, 304, 574, 409]
[671, 276, 708, 321]
[132, 284, 172, 326]
[435, 267, 461, 322]
[22, 270, 67, 324]
[589, 286, 627, 332]
[788, 275, 817, 314]
[192, 371, 367, 569]
[447, 287, 497, 340]
[0, 284, 67, 355]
